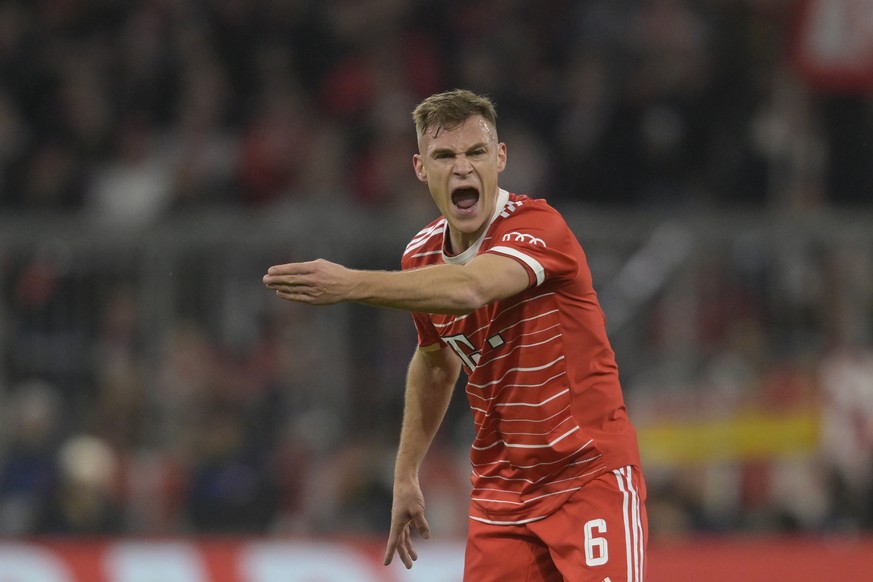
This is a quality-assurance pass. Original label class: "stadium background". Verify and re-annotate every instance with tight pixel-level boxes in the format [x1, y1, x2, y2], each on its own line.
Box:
[1, 0, 872, 579]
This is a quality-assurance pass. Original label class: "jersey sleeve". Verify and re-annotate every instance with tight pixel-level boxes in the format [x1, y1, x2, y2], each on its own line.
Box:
[486, 200, 579, 287]
[411, 311, 443, 351]
[401, 246, 445, 351]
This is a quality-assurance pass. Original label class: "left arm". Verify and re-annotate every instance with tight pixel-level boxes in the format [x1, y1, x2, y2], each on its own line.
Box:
[263, 253, 530, 315]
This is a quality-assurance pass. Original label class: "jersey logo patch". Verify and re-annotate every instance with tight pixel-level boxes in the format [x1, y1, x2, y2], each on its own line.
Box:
[502, 231, 546, 247]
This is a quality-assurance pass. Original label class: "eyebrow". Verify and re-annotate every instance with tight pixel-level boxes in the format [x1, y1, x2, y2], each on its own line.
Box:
[429, 142, 489, 157]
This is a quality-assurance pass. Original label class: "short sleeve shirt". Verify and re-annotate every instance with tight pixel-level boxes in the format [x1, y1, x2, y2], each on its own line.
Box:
[402, 190, 641, 525]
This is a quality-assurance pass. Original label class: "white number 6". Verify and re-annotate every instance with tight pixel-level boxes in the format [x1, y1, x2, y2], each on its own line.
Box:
[584, 518, 609, 566]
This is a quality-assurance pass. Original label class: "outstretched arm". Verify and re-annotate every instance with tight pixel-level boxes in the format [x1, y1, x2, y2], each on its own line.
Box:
[384, 345, 461, 569]
[263, 252, 529, 315]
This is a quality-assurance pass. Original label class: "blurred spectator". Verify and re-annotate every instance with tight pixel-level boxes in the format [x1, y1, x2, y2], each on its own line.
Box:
[0, 380, 62, 534]
[88, 322, 147, 452]
[301, 441, 394, 535]
[84, 118, 177, 230]
[183, 403, 279, 533]
[237, 84, 319, 205]
[818, 345, 873, 529]
[34, 434, 123, 535]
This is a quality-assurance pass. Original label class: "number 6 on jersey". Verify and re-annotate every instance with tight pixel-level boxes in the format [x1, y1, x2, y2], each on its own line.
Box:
[584, 518, 609, 567]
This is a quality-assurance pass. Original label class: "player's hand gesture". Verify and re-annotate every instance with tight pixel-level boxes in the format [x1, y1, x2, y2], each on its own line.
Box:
[263, 259, 353, 305]
[383, 476, 431, 569]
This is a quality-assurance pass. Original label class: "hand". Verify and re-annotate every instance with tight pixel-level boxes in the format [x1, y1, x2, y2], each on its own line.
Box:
[263, 259, 354, 305]
[383, 477, 431, 569]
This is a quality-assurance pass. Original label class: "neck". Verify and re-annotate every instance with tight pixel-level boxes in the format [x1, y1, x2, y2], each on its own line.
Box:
[448, 232, 470, 255]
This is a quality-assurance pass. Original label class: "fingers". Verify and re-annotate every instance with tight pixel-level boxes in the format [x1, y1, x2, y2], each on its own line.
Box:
[383, 540, 395, 567]
[263, 263, 322, 303]
[262, 268, 314, 302]
[383, 516, 402, 566]
[384, 520, 428, 570]
[274, 289, 313, 303]
[384, 523, 414, 569]
[262, 263, 310, 291]
[266, 262, 311, 276]
[413, 513, 431, 540]
[403, 525, 419, 563]
[262, 273, 306, 288]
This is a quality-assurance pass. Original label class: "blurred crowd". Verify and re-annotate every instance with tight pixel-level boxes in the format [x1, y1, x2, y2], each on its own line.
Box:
[1, 0, 872, 540]
[1, 0, 872, 225]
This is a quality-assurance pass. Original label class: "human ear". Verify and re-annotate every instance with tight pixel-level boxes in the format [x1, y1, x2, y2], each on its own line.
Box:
[412, 154, 427, 183]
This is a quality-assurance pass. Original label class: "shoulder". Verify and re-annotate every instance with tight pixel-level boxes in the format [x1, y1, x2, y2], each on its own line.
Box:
[487, 194, 583, 284]
[492, 194, 570, 236]
[402, 217, 445, 269]
[500, 193, 562, 219]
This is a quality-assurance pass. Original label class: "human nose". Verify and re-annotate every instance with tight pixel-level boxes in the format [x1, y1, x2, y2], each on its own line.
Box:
[453, 154, 473, 176]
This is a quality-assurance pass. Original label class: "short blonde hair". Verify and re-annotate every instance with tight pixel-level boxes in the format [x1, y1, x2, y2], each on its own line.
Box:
[412, 89, 498, 140]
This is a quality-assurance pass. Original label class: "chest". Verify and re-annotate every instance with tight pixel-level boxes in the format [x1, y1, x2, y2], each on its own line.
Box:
[431, 289, 562, 374]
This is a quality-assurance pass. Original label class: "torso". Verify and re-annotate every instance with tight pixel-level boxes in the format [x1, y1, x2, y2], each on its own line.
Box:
[403, 191, 641, 524]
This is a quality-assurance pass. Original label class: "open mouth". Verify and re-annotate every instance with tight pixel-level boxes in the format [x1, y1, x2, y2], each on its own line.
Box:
[451, 187, 480, 212]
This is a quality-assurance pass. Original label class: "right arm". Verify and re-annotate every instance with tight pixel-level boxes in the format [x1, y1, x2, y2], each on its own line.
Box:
[264, 253, 530, 315]
[383, 345, 461, 569]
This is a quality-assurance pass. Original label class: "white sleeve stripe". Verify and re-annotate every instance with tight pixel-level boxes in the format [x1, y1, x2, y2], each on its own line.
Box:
[489, 245, 545, 286]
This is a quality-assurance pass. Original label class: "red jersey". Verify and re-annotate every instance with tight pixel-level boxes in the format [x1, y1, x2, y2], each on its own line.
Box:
[401, 190, 641, 525]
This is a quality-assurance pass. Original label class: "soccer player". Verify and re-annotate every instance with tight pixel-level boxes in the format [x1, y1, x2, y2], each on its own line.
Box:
[263, 89, 647, 581]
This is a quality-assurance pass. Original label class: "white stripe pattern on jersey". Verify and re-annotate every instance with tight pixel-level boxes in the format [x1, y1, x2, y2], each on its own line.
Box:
[409, 249, 443, 259]
[467, 464, 608, 526]
[614, 466, 645, 582]
[474, 331, 563, 370]
[471, 425, 580, 451]
[471, 442, 600, 471]
[467, 356, 565, 390]
[467, 370, 567, 407]
[471, 486, 583, 507]
[403, 220, 445, 256]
